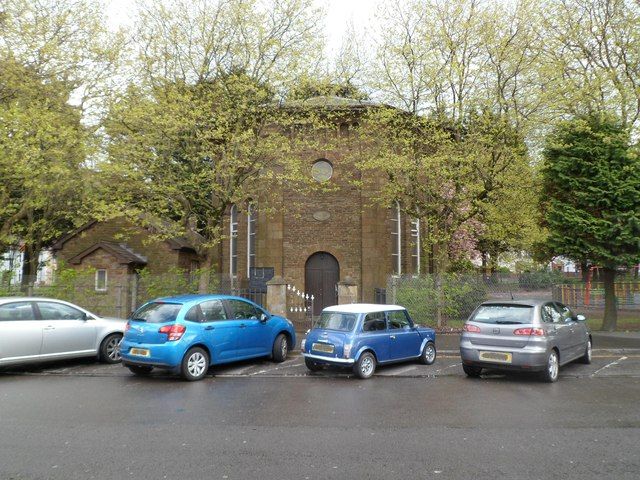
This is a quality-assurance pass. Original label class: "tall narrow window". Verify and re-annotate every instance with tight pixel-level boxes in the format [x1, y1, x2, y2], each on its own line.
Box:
[95, 269, 108, 292]
[411, 218, 420, 274]
[391, 201, 401, 275]
[247, 204, 257, 278]
[230, 205, 238, 277]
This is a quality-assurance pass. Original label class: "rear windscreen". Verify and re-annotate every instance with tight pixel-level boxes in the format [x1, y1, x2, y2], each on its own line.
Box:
[131, 302, 182, 323]
[470, 305, 533, 324]
[315, 312, 357, 331]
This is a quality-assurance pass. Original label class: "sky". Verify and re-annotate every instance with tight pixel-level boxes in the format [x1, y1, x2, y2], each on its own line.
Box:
[104, 0, 381, 55]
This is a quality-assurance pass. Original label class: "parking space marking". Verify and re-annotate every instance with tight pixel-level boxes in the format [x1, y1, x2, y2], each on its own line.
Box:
[591, 356, 628, 377]
[377, 365, 419, 376]
[433, 363, 460, 375]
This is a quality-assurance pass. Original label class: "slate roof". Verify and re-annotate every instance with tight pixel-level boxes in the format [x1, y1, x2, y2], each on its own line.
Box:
[67, 241, 148, 266]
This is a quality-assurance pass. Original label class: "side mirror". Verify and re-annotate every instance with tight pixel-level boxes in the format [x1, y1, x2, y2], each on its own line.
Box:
[575, 314, 586, 322]
[78, 312, 88, 321]
[260, 313, 269, 323]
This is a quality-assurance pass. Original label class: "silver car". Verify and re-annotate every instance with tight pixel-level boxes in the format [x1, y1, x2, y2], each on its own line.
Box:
[0, 297, 127, 368]
[460, 300, 591, 382]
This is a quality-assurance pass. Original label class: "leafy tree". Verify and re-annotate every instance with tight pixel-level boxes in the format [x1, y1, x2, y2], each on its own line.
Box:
[0, 58, 91, 281]
[541, 114, 640, 331]
[101, 0, 325, 289]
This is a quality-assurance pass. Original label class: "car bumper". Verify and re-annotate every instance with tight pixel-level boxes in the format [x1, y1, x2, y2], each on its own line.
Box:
[460, 340, 549, 372]
[302, 352, 355, 365]
[120, 339, 184, 369]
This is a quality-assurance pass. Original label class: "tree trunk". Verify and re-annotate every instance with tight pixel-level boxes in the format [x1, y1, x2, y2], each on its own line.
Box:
[601, 267, 618, 332]
[198, 251, 215, 294]
[20, 245, 40, 289]
[580, 261, 590, 283]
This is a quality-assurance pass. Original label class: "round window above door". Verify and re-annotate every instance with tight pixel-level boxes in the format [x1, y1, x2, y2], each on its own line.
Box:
[311, 160, 333, 182]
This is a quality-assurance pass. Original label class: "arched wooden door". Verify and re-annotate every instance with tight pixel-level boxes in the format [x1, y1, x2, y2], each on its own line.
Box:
[305, 252, 339, 315]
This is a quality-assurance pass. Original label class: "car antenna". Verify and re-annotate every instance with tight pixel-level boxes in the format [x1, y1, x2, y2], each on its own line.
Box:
[510, 289, 514, 300]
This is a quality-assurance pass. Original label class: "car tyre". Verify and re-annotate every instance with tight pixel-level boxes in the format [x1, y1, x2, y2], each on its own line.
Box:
[353, 351, 376, 379]
[305, 357, 322, 371]
[578, 338, 592, 364]
[181, 347, 209, 381]
[541, 349, 559, 383]
[462, 365, 482, 378]
[272, 333, 288, 363]
[99, 333, 123, 364]
[419, 341, 437, 365]
[127, 364, 153, 376]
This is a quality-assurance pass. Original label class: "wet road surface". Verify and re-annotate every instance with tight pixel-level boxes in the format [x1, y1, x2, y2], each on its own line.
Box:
[1, 338, 639, 479]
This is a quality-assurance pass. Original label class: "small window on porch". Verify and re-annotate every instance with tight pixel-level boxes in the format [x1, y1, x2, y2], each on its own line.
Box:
[95, 269, 108, 292]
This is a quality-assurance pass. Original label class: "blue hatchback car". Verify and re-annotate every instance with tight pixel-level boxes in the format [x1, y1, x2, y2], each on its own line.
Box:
[120, 294, 296, 381]
[301, 304, 436, 379]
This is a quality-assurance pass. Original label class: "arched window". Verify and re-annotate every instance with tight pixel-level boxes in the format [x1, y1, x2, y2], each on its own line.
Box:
[411, 218, 420, 274]
[247, 204, 257, 277]
[229, 204, 238, 277]
[391, 201, 401, 275]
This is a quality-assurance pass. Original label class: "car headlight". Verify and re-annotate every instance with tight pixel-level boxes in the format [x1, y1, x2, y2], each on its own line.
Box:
[301, 338, 306, 351]
[343, 343, 353, 359]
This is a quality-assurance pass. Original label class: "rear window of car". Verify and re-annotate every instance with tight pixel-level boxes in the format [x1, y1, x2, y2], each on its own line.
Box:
[470, 304, 533, 324]
[131, 302, 182, 323]
[315, 312, 357, 332]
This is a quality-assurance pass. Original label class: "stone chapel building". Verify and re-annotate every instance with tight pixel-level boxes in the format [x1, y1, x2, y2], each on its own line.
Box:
[219, 96, 423, 314]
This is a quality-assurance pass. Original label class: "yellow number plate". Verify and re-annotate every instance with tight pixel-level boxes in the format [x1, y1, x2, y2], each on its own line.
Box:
[479, 351, 512, 364]
[130, 348, 150, 357]
[312, 343, 335, 354]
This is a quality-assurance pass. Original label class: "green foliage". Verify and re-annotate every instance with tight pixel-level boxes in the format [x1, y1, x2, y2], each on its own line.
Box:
[541, 114, 640, 269]
[517, 270, 565, 290]
[395, 275, 488, 326]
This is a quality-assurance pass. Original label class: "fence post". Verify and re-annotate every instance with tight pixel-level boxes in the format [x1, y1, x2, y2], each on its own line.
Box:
[266, 276, 288, 318]
[337, 277, 358, 304]
[27, 283, 34, 296]
[390, 276, 397, 304]
[435, 274, 443, 328]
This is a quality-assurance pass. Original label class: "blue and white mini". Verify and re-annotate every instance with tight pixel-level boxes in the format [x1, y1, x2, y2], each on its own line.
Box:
[301, 304, 436, 379]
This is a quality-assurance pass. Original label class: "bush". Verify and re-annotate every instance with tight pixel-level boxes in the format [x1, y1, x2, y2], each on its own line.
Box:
[393, 274, 488, 326]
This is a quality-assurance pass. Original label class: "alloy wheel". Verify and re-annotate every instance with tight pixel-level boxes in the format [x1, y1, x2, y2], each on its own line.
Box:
[361, 356, 374, 377]
[548, 351, 559, 381]
[424, 344, 436, 363]
[106, 336, 121, 362]
[187, 352, 207, 378]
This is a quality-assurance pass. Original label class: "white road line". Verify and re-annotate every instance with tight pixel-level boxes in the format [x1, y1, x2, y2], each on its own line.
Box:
[433, 363, 460, 374]
[591, 356, 628, 377]
[377, 365, 418, 376]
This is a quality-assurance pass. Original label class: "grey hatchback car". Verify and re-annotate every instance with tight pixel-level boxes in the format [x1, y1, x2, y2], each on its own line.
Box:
[460, 300, 591, 382]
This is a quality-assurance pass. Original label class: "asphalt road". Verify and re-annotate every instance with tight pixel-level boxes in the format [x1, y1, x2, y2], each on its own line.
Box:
[2, 339, 639, 480]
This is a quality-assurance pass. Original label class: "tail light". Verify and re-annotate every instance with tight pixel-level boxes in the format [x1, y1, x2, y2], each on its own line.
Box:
[463, 324, 481, 333]
[158, 324, 186, 341]
[513, 327, 545, 336]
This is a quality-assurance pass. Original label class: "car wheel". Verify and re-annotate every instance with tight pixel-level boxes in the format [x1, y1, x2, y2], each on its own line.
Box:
[462, 365, 482, 377]
[99, 333, 123, 364]
[272, 333, 288, 363]
[578, 339, 592, 364]
[181, 347, 209, 381]
[127, 365, 153, 376]
[353, 352, 376, 379]
[541, 349, 559, 383]
[305, 357, 322, 371]
[419, 342, 437, 365]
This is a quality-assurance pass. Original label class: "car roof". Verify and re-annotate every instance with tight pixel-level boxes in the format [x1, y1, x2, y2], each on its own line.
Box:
[322, 303, 406, 314]
[481, 299, 550, 307]
[151, 294, 257, 306]
[0, 297, 76, 303]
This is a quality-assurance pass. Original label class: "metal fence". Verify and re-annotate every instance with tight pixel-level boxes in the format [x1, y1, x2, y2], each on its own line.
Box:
[379, 273, 640, 327]
[381, 273, 558, 327]
[0, 273, 266, 318]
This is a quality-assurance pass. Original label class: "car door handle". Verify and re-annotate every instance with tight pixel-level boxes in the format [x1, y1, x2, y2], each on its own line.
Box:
[43, 326, 55, 331]
[390, 335, 396, 340]
[204, 325, 215, 330]
[239, 324, 246, 329]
